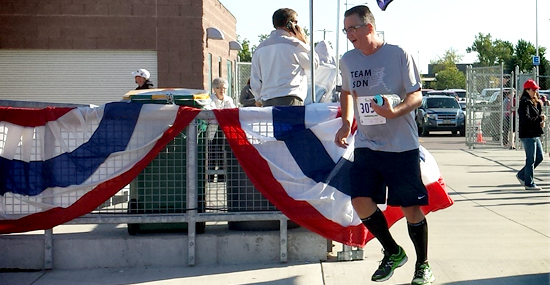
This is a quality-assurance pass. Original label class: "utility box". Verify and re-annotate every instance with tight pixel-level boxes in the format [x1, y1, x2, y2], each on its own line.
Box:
[125, 88, 210, 235]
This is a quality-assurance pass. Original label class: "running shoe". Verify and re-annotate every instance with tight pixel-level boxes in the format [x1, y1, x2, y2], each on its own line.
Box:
[411, 262, 435, 285]
[525, 184, 542, 190]
[371, 246, 408, 282]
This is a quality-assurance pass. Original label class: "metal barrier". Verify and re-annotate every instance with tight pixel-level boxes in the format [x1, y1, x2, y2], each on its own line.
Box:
[466, 65, 512, 148]
[466, 65, 548, 152]
[19, 110, 293, 267]
[541, 106, 550, 153]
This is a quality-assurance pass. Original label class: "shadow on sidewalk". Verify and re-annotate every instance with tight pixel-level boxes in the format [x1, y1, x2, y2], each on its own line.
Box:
[444, 272, 550, 285]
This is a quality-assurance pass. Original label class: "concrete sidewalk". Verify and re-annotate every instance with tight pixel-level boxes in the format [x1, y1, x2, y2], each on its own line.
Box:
[2, 148, 549, 285]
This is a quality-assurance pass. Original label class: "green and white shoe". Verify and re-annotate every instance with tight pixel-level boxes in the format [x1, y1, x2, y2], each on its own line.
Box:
[411, 262, 435, 285]
[371, 246, 408, 282]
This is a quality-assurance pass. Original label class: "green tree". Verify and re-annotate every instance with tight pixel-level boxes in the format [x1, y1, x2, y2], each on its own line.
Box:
[466, 33, 495, 66]
[430, 48, 465, 89]
[467, 33, 548, 89]
[466, 33, 513, 70]
[510, 41, 547, 88]
[431, 48, 463, 72]
[512, 39, 539, 72]
[237, 36, 252, 62]
[433, 68, 466, 90]
[494, 39, 514, 71]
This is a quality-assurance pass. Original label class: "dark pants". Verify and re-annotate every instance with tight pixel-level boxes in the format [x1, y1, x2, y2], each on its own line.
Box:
[262, 96, 304, 107]
[208, 129, 226, 170]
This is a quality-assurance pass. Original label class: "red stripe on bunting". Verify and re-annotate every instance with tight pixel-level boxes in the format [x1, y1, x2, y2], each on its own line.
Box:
[0, 106, 201, 234]
[214, 108, 369, 247]
[0, 106, 75, 127]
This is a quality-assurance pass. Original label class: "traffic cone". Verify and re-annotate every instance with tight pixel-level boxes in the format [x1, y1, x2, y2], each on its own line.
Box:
[476, 122, 486, 143]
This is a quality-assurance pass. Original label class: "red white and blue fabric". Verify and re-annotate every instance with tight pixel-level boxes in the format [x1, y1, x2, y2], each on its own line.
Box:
[0, 102, 200, 234]
[0, 103, 453, 247]
[214, 104, 453, 247]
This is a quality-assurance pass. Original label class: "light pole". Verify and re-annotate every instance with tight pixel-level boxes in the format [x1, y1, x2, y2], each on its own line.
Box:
[316, 29, 333, 41]
[535, 0, 540, 82]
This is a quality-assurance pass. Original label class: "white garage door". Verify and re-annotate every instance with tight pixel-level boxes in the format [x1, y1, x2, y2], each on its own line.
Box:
[0, 50, 157, 106]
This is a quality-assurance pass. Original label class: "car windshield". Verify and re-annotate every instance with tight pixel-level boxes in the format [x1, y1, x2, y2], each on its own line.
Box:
[428, 92, 455, 97]
[427, 98, 459, 109]
[455, 91, 466, 99]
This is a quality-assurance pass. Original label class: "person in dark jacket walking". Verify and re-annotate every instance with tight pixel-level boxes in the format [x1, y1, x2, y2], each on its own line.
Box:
[132, 69, 154, 90]
[516, 79, 546, 190]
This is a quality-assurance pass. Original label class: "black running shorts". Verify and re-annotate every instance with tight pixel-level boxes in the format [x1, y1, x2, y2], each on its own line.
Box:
[350, 148, 428, 207]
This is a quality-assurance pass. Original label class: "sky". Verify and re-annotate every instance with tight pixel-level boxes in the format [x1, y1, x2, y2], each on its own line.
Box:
[219, 0, 550, 74]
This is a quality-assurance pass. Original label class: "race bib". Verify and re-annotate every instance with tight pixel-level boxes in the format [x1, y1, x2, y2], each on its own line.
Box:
[357, 96, 386, 125]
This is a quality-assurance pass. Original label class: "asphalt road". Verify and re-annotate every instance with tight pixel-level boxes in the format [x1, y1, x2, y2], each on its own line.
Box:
[419, 131, 469, 150]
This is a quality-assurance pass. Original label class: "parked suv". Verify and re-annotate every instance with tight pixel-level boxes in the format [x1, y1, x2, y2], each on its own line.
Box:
[444, 89, 466, 110]
[416, 95, 466, 136]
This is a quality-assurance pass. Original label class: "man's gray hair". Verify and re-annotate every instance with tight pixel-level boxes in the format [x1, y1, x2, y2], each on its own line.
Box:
[344, 5, 376, 29]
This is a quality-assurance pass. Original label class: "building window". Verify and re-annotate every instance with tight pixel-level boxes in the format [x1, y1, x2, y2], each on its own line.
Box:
[227, 60, 233, 99]
[208, 53, 212, 93]
[219, 56, 222, 77]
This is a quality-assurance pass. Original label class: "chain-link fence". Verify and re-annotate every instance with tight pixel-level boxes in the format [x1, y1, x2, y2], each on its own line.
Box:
[236, 62, 251, 106]
[543, 107, 550, 153]
[466, 64, 549, 152]
[539, 75, 550, 91]
[466, 65, 510, 148]
[86, 114, 281, 220]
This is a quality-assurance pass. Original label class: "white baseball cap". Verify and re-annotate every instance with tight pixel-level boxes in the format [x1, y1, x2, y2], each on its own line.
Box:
[131, 69, 150, 80]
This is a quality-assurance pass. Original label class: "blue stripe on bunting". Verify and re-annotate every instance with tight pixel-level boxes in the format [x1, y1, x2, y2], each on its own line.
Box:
[325, 158, 353, 196]
[283, 129, 336, 183]
[0, 102, 143, 196]
[272, 107, 306, 139]
[273, 107, 338, 185]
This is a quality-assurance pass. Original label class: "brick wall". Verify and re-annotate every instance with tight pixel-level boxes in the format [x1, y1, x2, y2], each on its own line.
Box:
[202, 0, 238, 91]
[0, 0, 237, 91]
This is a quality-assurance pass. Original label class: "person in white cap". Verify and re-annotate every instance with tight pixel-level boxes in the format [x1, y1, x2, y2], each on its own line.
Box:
[132, 69, 154, 90]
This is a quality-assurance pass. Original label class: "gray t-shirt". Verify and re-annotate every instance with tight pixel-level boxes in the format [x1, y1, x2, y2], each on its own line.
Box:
[340, 43, 421, 152]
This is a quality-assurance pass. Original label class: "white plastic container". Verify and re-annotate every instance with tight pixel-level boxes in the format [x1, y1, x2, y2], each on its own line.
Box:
[373, 94, 401, 107]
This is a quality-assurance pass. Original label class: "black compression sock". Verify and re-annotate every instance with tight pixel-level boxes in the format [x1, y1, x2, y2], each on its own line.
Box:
[361, 208, 399, 255]
[407, 218, 428, 265]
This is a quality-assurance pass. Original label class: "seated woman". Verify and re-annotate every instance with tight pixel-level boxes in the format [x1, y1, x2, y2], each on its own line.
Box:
[207, 78, 235, 182]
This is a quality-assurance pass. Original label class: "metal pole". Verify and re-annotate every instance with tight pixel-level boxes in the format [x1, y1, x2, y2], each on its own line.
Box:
[336, 0, 341, 78]
[186, 121, 198, 266]
[44, 229, 53, 269]
[310, 0, 316, 103]
[500, 62, 504, 147]
[536, 0, 539, 83]
[536, 0, 539, 58]
[345, 0, 349, 51]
